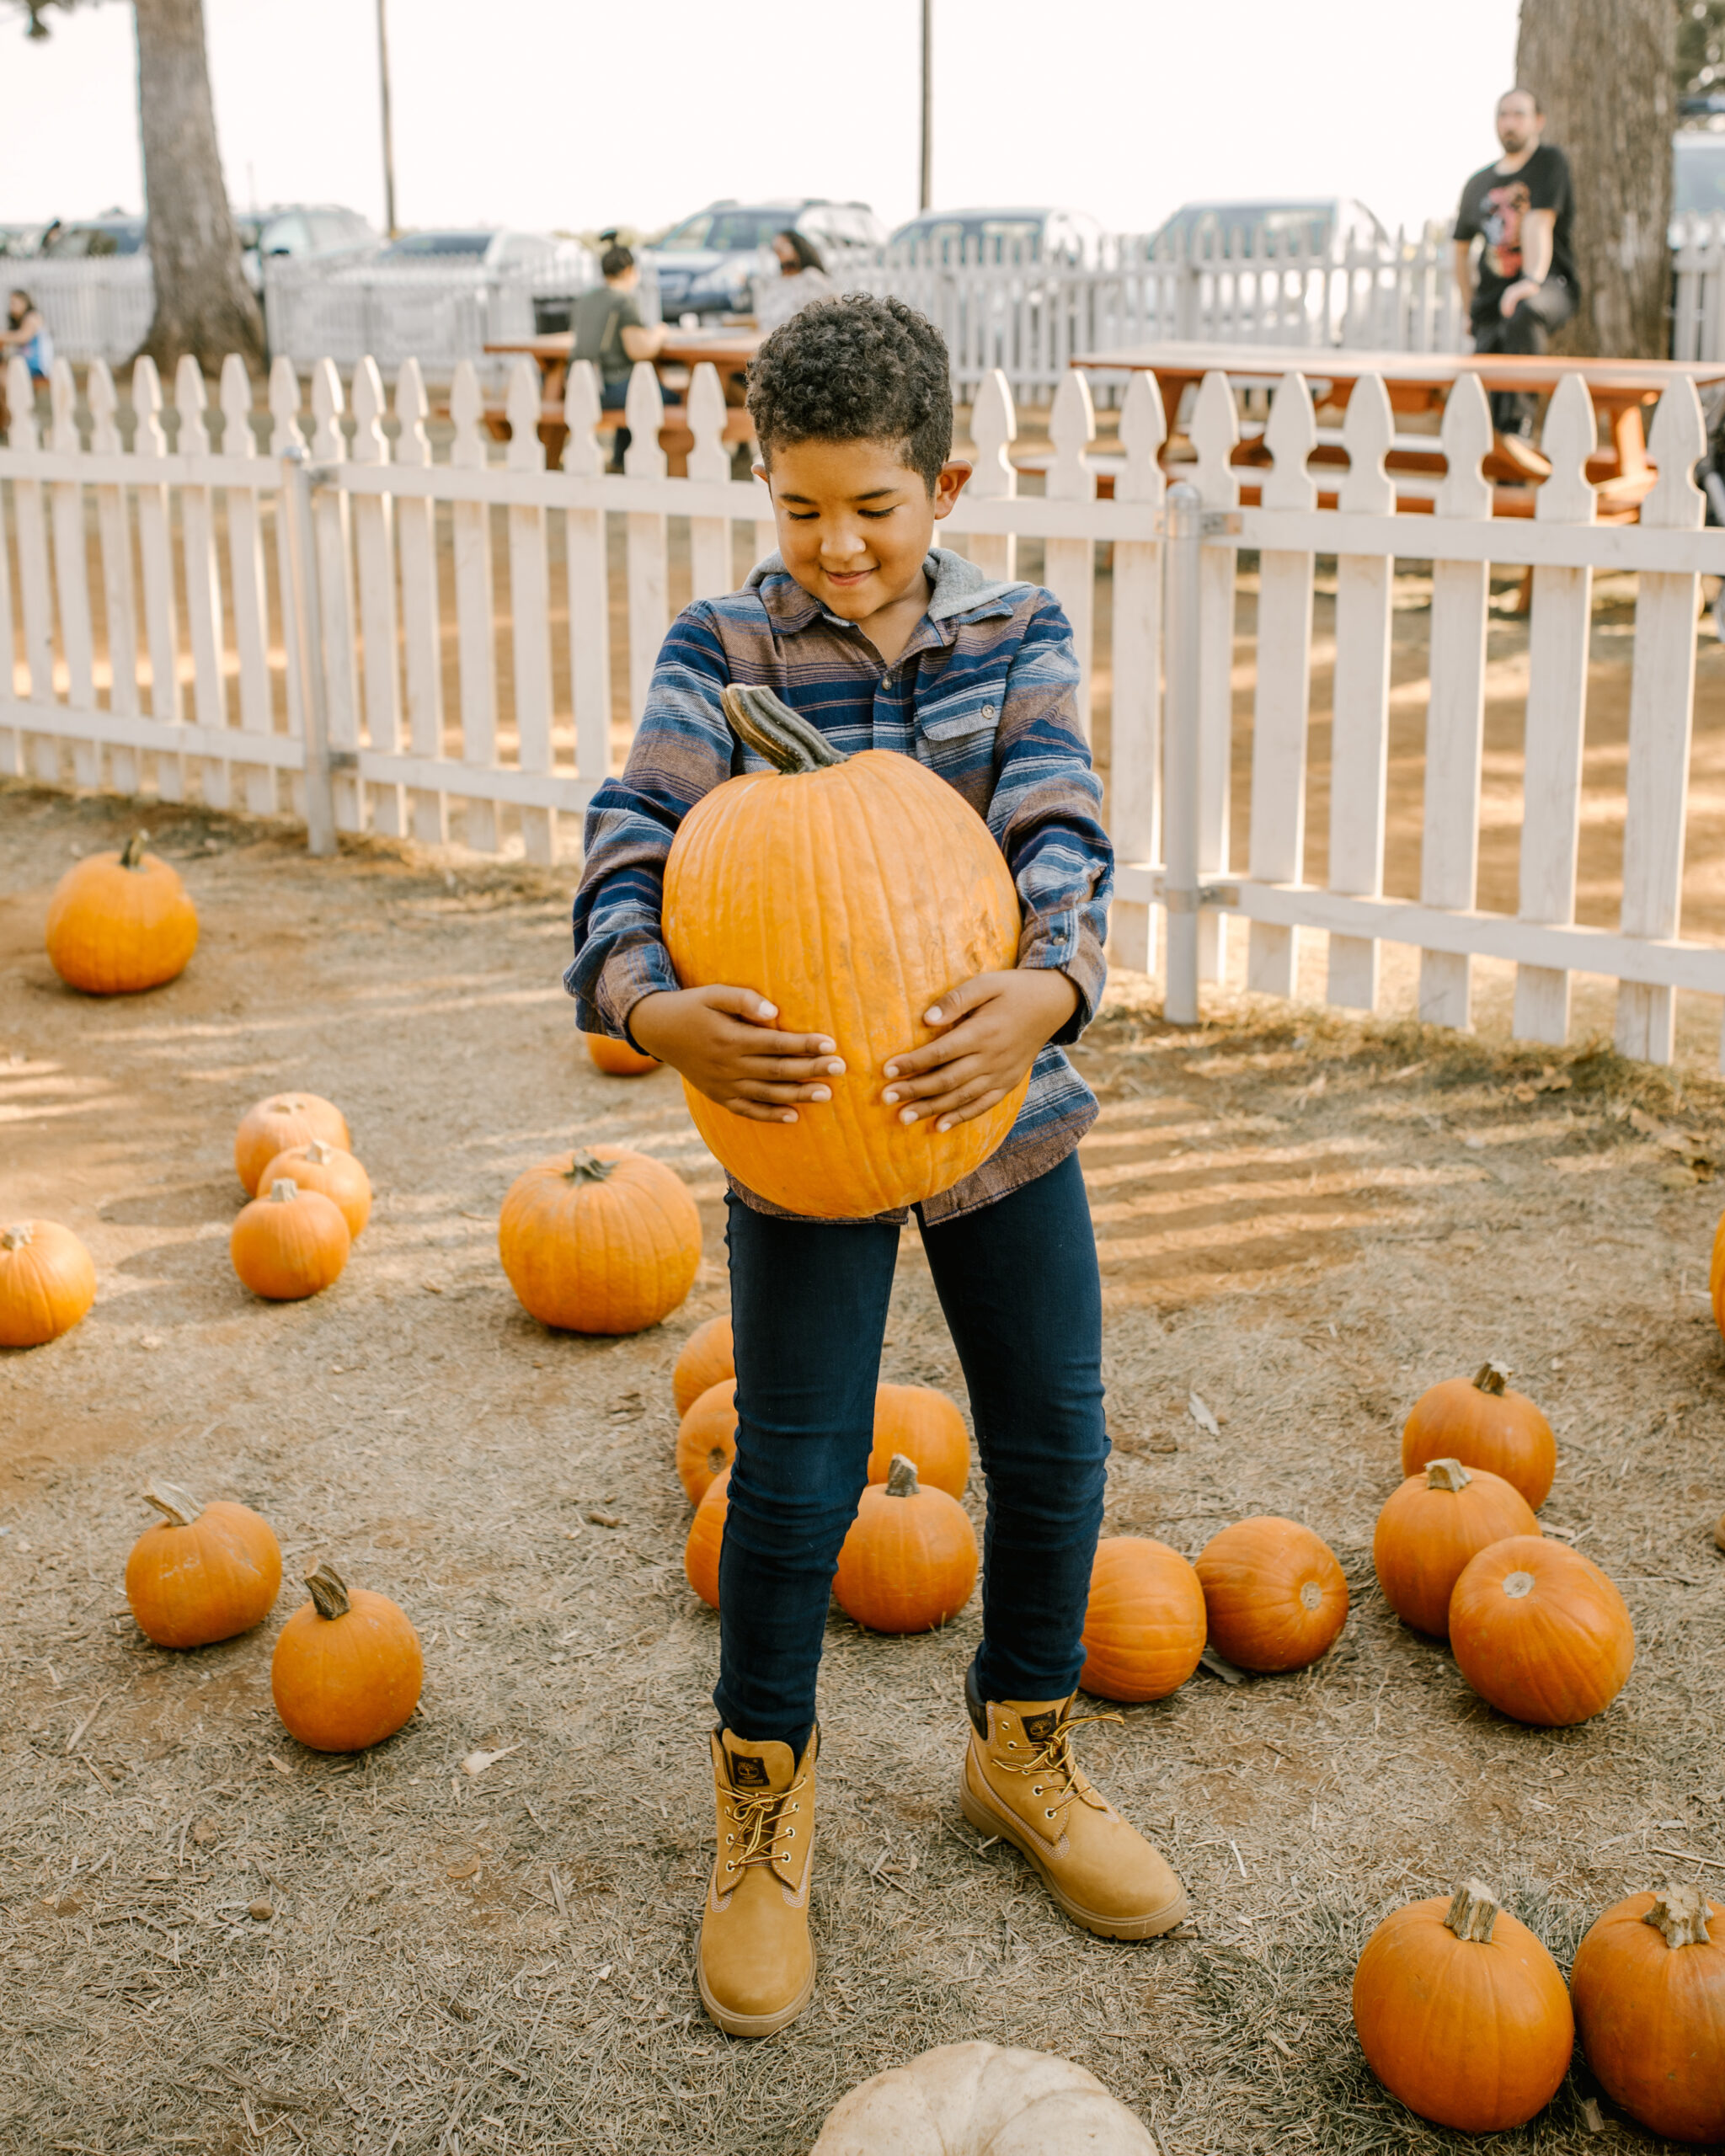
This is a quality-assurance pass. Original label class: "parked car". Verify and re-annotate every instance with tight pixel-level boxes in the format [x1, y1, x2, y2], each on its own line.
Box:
[238, 204, 377, 289]
[647, 199, 886, 319]
[1674, 129, 1725, 225]
[40, 214, 147, 258]
[0, 223, 50, 259]
[1150, 198, 1391, 259]
[888, 207, 1104, 265]
[375, 228, 579, 271]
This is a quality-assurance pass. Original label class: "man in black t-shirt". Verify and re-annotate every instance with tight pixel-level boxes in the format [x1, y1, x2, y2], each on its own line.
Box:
[1454, 88, 1579, 470]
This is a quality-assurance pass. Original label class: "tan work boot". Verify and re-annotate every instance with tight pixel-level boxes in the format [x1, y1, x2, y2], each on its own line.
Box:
[959, 1671, 1188, 1940]
[697, 1726, 817, 2037]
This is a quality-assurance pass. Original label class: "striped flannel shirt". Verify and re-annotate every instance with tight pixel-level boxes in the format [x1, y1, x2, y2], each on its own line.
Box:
[565, 546, 1113, 1224]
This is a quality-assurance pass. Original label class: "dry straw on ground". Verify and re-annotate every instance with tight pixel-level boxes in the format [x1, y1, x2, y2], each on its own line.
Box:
[2, 782, 1722, 2153]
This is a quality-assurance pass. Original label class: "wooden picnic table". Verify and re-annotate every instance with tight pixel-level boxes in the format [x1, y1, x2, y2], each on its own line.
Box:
[480, 326, 765, 472]
[1069, 342, 1725, 515]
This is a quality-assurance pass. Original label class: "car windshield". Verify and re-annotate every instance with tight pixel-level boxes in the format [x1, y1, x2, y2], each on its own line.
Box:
[45, 225, 143, 258]
[899, 216, 1046, 254]
[1674, 141, 1725, 216]
[660, 211, 790, 253]
[382, 232, 494, 258]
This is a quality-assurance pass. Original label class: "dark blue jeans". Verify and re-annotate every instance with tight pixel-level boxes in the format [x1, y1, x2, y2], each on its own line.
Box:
[713, 1152, 1108, 1753]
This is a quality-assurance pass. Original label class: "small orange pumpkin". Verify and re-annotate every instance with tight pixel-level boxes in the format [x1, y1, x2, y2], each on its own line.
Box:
[673, 1314, 735, 1416]
[1194, 1515, 1348, 1672]
[677, 1378, 737, 1504]
[833, 1454, 978, 1634]
[1402, 1360, 1556, 1508]
[0, 1218, 97, 1347]
[45, 830, 198, 995]
[235, 1091, 350, 1197]
[270, 1561, 423, 1753]
[585, 1031, 661, 1076]
[1352, 1876, 1573, 2131]
[257, 1139, 372, 1238]
[1080, 1536, 1207, 1702]
[124, 1481, 282, 1648]
[686, 1464, 730, 1609]
[499, 1146, 700, 1335]
[868, 1384, 969, 1498]
[1449, 1534, 1635, 1726]
[1570, 1885, 1725, 2145]
[231, 1178, 351, 1300]
[1372, 1458, 1540, 1638]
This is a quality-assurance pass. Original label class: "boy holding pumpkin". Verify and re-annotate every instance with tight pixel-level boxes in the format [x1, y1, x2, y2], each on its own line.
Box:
[568, 296, 1188, 2036]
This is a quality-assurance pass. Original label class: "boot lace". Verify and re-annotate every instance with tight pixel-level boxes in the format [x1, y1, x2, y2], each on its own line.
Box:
[721, 1771, 809, 1877]
[991, 1707, 1121, 1827]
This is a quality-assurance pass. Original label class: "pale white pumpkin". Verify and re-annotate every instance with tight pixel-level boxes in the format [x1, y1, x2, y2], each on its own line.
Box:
[810, 2041, 1157, 2155]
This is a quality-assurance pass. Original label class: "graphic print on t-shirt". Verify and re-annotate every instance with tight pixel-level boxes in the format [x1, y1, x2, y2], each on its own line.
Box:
[1481, 179, 1532, 282]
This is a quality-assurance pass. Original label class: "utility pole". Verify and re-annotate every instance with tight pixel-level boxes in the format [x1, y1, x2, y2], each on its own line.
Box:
[919, 0, 932, 211]
[377, 0, 399, 238]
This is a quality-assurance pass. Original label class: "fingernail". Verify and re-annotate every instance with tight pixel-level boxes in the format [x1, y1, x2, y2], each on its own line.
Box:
[810, 1086, 830, 1102]
[816, 1038, 836, 1053]
[757, 1001, 778, 1019]
[826, 1060, 844, 1075]
[899, 1107, 918, 1125]
[925, 1006, 943, 1023]
[781, 1110, 797, 1123]
[937, 1118, 954, 1132]
[884, 1063, 900, 1079]
[883, 1089, 899, 1104]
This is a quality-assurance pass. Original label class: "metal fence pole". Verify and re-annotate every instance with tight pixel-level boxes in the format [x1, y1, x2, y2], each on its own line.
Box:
[1162, 479, 1203, 1025]
[280, 445, 339, 857]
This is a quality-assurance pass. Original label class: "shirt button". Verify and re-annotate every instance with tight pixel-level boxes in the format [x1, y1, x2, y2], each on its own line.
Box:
[982, 702, 996, 717]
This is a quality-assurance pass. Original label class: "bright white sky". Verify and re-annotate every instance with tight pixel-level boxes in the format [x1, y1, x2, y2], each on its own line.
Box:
[1, 0, 1519, 241]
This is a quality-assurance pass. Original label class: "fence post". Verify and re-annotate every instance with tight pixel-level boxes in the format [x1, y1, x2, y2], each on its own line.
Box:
[281, 445, 338, 857]
[1162, 480, 1202, 1025]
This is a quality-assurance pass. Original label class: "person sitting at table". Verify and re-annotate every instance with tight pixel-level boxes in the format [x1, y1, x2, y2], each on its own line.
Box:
[751, 229, 835, 334]
[1453, 87, 1578, 481]
[572, 243, 669, 472]
[2, 289, 54, 386]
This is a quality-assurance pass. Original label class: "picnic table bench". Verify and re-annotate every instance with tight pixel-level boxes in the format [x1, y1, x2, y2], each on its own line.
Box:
[481, 327, 762, 474]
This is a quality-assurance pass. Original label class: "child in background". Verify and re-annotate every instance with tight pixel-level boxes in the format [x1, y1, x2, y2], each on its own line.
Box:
[567, 296, 1188, 2038]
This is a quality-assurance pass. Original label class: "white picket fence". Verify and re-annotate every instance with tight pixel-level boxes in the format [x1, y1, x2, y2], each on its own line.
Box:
[7, 257, 156, 370]
[3, 348, 1725, 1068]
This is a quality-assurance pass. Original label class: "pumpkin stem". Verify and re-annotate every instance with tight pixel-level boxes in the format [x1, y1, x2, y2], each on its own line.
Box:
[267, 1179, 300, 1203]
[563, 1150, 617, 1185]
[304, 1562, 352, 1620]
[303, 1140, 334, 1165]
[1443, 1878, 1501, 1943]
[143, 1481, 205, 1529]
[720, 682, 848, 774]
[884, 1453, 921, 1498]
[1645, 1883, 1712, 1949]
[1425, 1457, 1473, 1492]
[120, 830, 150, 870]
[2, 1222, 34, 1251]
[1471, 1360, 1511, 1395]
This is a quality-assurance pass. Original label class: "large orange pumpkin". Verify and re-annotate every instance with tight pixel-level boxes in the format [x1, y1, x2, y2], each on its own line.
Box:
[673, 1314, 734, 1415]
[234, 1091, 350, 1196]
[257, 1139, 372, 1238]
[1352, 1877, 1573, 2131]
[1372, 1458, 1540, 1638]
[1079, 1536, 1207, 1702]
[1402, 1361, 1556, 1508]
[231, 1178, 351, 1300]
[1571, 1885, 1725, 2145]
[499, 1146, 700, 1334]
[1194, 1516, 1348, 1672]
[585, 1031, 660, 1076]
[124, 1481, 281, 1648]
[685, 1464, 730, 1609]
[45, 831, 198, 995]
[661, 684, 1028, 1219]
[833, 1454, 978, 1634]
[868, 1383, 969, 1498]
[677, 1378, 737, 1504]
[270, 1562, 423, 1753]
[1449, 1535, 1634, 1726]
[0, 1218, 97, 1347]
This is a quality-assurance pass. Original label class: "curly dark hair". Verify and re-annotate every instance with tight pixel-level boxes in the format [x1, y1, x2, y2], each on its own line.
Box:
[745, 294, 952, 492]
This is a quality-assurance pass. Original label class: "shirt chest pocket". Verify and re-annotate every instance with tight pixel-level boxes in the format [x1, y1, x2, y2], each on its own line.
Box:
[915, 683, 1005, 779]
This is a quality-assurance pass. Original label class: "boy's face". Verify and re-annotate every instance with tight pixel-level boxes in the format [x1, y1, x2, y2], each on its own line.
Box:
[758, 438, 971, 627]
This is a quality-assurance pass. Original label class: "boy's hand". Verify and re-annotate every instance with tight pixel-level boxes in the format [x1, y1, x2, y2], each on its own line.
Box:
[628, 986, 844, 1124]
[882, 969, 1078, 1131]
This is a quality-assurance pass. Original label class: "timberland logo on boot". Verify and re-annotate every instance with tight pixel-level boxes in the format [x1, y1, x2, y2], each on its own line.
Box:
[729, 1754, 771, 1790]
[1021, 1710, 1061, 1742]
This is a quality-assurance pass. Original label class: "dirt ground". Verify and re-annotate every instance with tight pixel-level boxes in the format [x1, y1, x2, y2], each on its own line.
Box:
[3, 780, 1723, 2155]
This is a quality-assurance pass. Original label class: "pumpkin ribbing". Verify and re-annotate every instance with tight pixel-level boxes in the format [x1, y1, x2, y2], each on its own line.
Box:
[1572, 1884, 1725, 2143]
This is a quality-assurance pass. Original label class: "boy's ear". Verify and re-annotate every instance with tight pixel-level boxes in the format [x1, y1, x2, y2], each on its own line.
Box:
[931, 460, 974, 521]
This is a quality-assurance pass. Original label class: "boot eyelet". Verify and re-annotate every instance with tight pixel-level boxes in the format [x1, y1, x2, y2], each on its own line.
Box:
[1044, 1808, 1055, 1818]
[784, 1828, 794, 1838]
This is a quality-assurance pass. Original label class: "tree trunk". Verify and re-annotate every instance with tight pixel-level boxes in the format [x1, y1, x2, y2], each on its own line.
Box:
[1514, 0, 1677, 357]
[134, 0, 264, 376]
